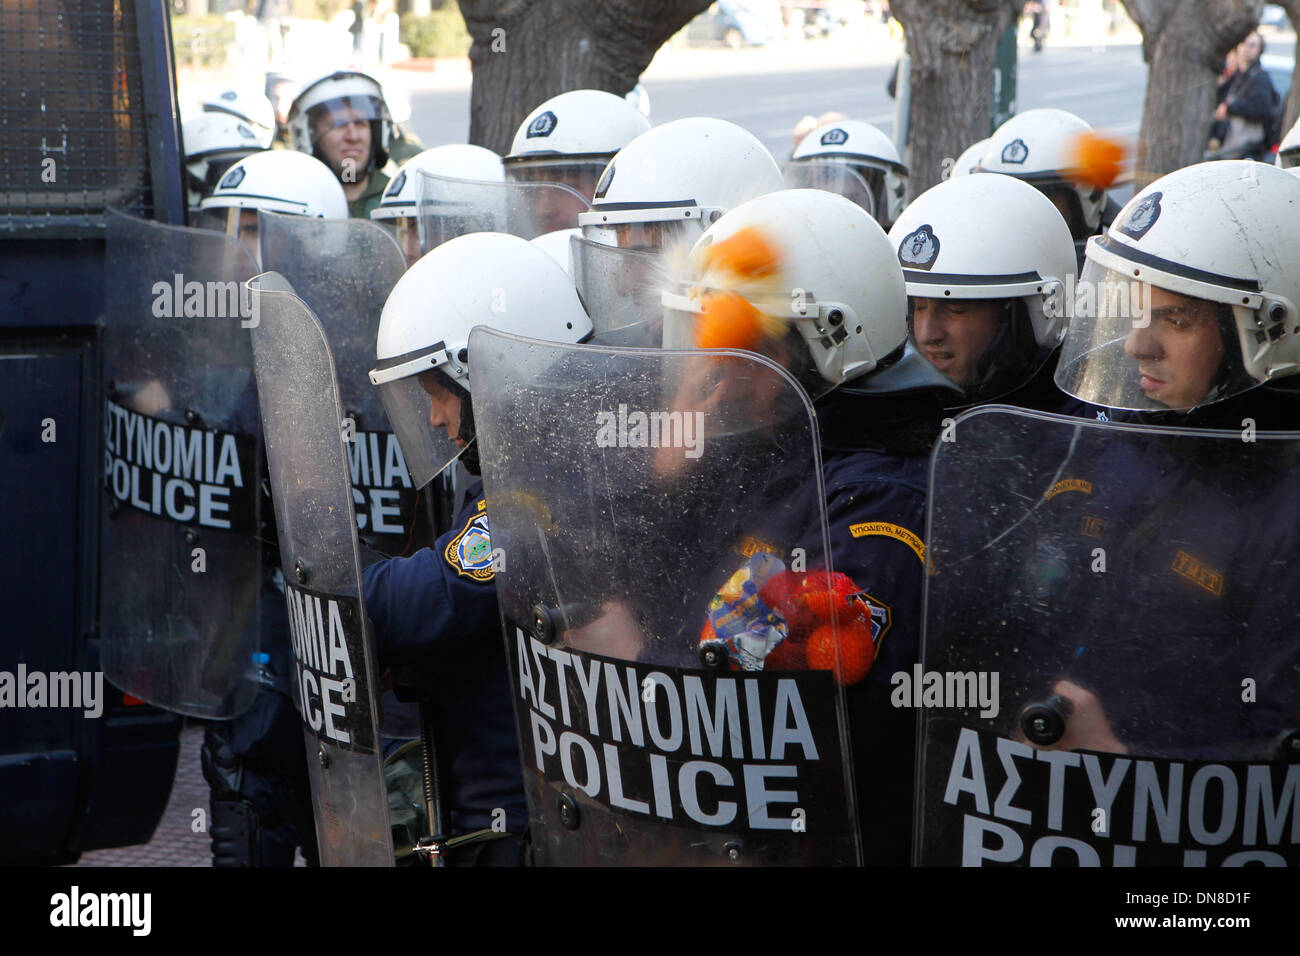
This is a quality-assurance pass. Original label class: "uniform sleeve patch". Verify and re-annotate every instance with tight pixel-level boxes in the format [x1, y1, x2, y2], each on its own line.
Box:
[1170, 550, 1224, 597]
[444, 500, 495, 582]
[1044, 477, 1093, 500]
[849, 521, 924, 563]
[859, 590, 893, 651]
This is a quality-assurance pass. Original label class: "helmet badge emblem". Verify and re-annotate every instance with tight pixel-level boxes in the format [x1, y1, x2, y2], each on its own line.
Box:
[1001, 138, 1029, 164]
[820, 127, 849, 147]
[219, 165, 245, 189]
[527, 110, 558, 138]
[1118, 190, 1162, 240]
[898, 224, 940, 270]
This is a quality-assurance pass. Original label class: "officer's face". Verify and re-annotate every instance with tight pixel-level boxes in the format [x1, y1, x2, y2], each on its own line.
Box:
[1123, 286, 1225, 409]
[911, 297, 1004, 387]
[393, 217, 421, 267]
[236, 209, 260, 261]
[316, 107, 371, 181]
[419, 372, 465, 446]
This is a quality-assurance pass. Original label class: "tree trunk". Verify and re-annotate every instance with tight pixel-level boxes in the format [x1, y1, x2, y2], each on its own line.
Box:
[1119, 0, 1263, 187]
[457, 0, 712, 154]
[889, 0, 1025, 198]
[1275, 0, 1300, 142]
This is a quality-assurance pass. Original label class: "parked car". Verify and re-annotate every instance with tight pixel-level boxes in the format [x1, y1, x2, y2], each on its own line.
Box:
[685, 1, 775, 49]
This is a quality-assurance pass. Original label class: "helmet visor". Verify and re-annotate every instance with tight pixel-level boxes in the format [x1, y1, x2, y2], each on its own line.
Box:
[781, 162, 876, 219]
[371, 360, 470, 490]
[906, 294, 1055, 407]
[573, 235, 664, 346]
[662, 293, 841, 402]
[1055, 259, 1256, 412]
[504, 157, 610, 203]
[580, 217, 697, 253]
[305, 95, 390, 143]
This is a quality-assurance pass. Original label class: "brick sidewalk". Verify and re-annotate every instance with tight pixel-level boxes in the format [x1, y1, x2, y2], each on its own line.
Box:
[68, 722, 305, 867]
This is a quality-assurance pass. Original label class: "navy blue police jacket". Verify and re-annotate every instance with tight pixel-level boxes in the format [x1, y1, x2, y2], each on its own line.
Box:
[816, 445, 930, 866]
[362, 481, 528, 834]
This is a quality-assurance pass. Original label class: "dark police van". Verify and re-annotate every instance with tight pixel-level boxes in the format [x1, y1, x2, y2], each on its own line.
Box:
[1, 0, 187, 864]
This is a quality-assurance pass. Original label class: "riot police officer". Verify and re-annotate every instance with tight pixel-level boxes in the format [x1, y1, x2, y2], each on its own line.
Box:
[369, 144, 502, 266]
[976, 108, 1124, 268]
[659, 187, 963, 863]
[198, 150, 347, 263]
[577, 117, 785, 252]
[785, 118, 909, 228]
[196, 151, 345, 867]
[887, 172, 1081, 414]
[181, 111, 268, 214]
[287, 70, 396, 219]
[364, 233, 594, 863]
[504, 89, 651, 204]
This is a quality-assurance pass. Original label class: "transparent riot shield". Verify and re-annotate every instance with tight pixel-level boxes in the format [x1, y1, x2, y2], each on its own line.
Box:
[916, 406, 1300, 867]
[472, 329, 863, 865]
[100, 208, 262, 719]
[248, 272, 392, 867]
[415, 170, 589, 253]
[781, 163, 876, 219]
[571, 235, 664, 347]
[257, 213, 447, 555]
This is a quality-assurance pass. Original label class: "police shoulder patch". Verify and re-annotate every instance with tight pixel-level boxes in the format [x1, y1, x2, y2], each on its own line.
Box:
[857, 591, 893, 651]
[849, 521, 925, 563]
[820, 127, 849, 147]
[444, 499, 495, 582]
[527, 110, 558, 139]
[1001, 137, 1029, 164]
[1118, 190, 1162, 240]
[897, 224, 940, 271]
[218, 165, 245, 189]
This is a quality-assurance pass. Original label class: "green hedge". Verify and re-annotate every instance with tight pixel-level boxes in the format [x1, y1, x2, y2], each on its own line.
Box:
[172, 15, 236, 68]
[401, 6, 471, 59]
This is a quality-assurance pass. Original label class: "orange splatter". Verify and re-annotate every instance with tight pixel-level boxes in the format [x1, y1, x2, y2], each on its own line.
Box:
[1064, 130, 1126, 190]
[700, 225, 782, 279]
[695, 291, 764, 350]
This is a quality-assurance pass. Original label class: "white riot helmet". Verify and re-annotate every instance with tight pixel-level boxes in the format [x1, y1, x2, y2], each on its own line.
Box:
[369, 232, 594, 487]
[182, 112, 268, 205]
[661, 188, 908, 399]
[578, 118, 784, 251]
[199, 151, 347, 258]
[1056, 161, 1300, 412]
[1278, 117, 1300, 170]
[951, 138, 990, 178]
[530, 228, 580, 276]
[789, 119, 909, 228]
[505, 90, 651, 201]
[202, 87, 276, 147]
[287, 70, 393, 174]
[371, 145, 503, 264]
[978, 108, 1107, 240]
[888, 174, 1077, 404]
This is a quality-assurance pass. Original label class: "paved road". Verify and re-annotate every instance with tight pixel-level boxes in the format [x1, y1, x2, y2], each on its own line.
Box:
[68, 722, 307, 867]
[405, 40, 1149, 166]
